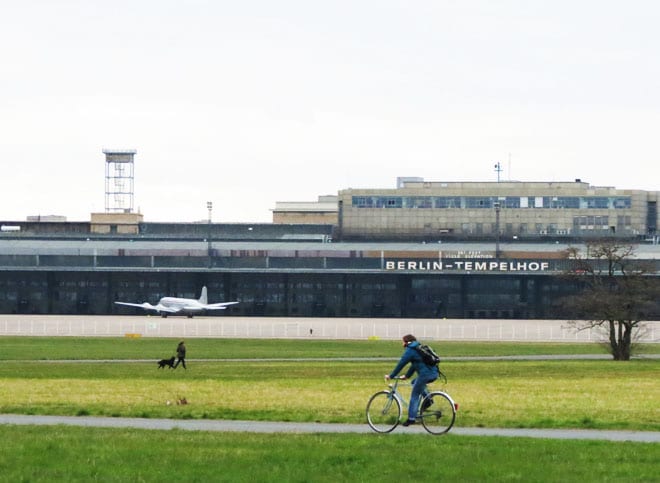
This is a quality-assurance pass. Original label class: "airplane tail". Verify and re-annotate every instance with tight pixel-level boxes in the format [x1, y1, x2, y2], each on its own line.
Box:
[198, 286, 208, 305]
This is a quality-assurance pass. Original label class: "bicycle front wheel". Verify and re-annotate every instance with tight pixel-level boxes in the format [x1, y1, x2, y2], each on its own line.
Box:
[419, 391, 456, 435]
[366, 390, 402, 433]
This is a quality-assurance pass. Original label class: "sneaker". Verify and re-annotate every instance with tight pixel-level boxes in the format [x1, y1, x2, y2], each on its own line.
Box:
[402, 419, 416, 427]
[421, 398, 434, 411]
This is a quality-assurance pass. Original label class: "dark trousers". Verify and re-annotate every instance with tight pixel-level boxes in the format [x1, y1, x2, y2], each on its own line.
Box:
[409, 375, 436, 420]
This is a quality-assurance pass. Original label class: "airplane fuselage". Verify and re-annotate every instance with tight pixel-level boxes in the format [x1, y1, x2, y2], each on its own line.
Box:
[158, 297, 207, 317]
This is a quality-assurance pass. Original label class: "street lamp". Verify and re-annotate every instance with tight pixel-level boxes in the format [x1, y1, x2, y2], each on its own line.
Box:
[494, 201, 501, 259]
[494, 162, 502, 182]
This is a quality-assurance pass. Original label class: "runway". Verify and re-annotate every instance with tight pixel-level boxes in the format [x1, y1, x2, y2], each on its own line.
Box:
[1, 314, 659, 342]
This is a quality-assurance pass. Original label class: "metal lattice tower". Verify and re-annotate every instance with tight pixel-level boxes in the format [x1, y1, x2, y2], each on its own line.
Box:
[103, 149, 136, 213]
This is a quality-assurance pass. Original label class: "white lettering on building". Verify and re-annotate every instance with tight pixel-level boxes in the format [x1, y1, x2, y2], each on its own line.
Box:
[386, 260, 550, 272]
[386, 261, 444, 271]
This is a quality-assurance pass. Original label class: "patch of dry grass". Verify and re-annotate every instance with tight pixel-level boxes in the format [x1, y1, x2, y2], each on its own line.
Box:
[1, 358, 658, 430]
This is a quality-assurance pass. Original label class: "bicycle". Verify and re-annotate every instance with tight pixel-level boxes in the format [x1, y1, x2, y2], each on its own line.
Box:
[366, 375, 457, 435]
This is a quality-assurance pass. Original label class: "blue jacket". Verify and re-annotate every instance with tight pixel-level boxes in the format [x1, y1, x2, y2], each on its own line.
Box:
[389, 340, 439, 380]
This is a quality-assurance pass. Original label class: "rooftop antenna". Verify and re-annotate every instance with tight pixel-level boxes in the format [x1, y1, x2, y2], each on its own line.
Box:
[494, 161, 503, 182]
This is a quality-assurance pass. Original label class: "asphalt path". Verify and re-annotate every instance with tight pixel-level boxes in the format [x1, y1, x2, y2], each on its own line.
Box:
[11, 354, 660, 364]
[1, 414, 658, 443]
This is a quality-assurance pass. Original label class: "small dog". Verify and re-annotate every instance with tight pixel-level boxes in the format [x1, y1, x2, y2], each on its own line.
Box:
[157, 356, 175, 369]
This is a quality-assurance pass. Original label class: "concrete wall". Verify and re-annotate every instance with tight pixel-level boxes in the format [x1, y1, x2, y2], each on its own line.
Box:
[272, 211, 338, 225]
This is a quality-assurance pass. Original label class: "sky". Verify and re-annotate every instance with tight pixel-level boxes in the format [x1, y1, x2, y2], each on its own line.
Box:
[1, 0, 659, 223]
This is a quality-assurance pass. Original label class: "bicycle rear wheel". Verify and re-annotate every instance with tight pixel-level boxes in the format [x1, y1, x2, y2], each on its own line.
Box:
[366, 390, 401, 433]
[419, 391, 456, 435]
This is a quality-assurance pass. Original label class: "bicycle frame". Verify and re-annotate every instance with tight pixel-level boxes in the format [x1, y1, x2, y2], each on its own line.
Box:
[387, 377, 433, 410]
[387, 378, 409, 407]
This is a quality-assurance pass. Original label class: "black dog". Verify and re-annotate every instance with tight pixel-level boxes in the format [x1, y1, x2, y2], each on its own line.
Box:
[157, 356, 175, 369]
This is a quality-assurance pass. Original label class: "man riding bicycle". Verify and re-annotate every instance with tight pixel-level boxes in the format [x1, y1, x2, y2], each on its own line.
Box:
[385, 334, 439, 426]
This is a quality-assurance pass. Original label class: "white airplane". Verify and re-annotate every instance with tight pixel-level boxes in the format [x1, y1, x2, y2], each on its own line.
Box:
[115, 286, 239, 318]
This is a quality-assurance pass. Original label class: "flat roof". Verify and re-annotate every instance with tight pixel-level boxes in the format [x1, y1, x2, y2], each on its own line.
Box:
[1, 238, 658, 259]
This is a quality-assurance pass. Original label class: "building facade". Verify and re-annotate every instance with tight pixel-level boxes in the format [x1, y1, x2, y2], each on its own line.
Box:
[271, 195, 339, 225]
[1, 178, 659, 319]
[0, 237, 658, 319]
[338, 180, 659, 241]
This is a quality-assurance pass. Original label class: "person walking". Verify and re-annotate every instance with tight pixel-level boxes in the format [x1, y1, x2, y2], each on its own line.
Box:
[174, 340, 187, 369]
[385, 334, 439, 426]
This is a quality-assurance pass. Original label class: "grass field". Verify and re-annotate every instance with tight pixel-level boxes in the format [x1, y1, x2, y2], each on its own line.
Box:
[1, 359, 659, 430]
[2, 336, 659, 360]
[0, 337, 658, 430]
[0, 336, 658, 482]
[1, 426, 658, 483]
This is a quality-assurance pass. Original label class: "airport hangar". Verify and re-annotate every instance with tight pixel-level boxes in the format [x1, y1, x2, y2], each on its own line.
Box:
[0, 228, 658, 319]
[0, 178, 658, 318]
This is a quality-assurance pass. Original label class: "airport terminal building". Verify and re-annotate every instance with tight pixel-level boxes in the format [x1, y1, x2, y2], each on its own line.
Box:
[1, 179, 658, 319]
[0, 226, 658, 319]
[337, 179, 659, 241]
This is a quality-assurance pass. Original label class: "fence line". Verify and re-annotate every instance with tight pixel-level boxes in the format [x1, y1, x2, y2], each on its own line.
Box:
[0, 315, 658, 343]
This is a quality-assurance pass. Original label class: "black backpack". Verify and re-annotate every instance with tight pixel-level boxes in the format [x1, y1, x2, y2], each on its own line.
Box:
[415, 344, 440, 366]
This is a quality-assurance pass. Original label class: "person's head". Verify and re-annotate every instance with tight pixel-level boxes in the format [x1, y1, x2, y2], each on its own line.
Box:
[402, 334, 417, 347]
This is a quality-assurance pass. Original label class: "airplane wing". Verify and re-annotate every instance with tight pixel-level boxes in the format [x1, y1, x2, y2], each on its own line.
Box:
[115, 302, 156, 310]
[203, 301, 240, 310]
[114, 302, 181, 313]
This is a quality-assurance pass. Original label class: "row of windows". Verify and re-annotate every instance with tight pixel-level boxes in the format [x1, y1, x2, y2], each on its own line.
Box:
[573, 216, 610, 227]
[352, 196, 632, 210]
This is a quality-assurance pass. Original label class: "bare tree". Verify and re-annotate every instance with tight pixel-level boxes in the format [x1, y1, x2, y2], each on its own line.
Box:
[560, 240, 660, 361]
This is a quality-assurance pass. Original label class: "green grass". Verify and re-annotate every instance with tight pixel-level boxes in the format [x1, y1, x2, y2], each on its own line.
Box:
[0, 358, 658, 430]
[0, 337, 658, 482]
[2, 336, 659, 360]
[0, 425, 657, 483]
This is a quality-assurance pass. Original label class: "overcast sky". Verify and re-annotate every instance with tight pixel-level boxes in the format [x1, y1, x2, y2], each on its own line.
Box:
[2, 1, 658, 223]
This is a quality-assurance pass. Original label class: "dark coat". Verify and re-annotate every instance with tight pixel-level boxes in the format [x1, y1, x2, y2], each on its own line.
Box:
[176, 343, 186, 358]
[388, 340, 439, 380]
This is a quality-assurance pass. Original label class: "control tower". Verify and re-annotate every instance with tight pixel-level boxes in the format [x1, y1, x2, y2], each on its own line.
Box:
[103, 149, 136, 213]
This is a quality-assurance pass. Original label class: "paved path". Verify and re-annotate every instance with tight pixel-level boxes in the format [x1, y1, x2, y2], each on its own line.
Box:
[10, 354, 660, 364]
[1, 414, 658, 443]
